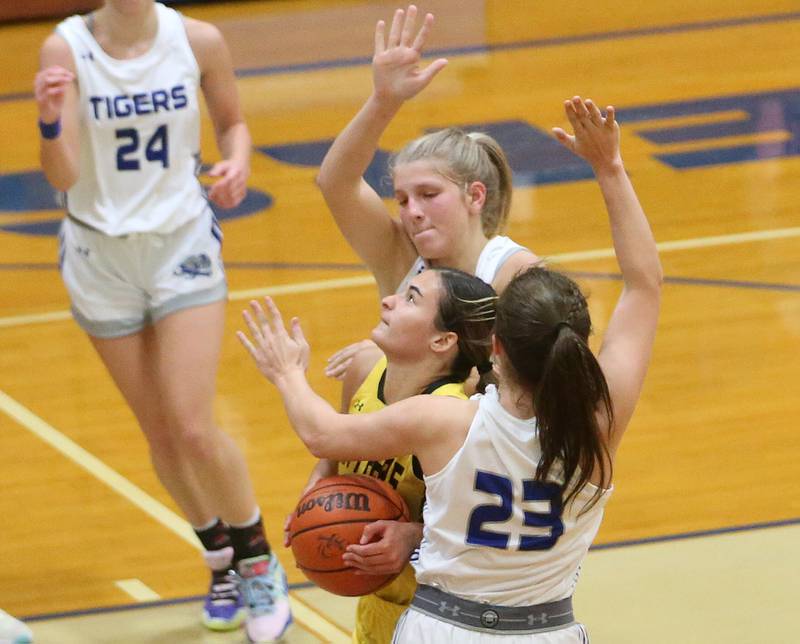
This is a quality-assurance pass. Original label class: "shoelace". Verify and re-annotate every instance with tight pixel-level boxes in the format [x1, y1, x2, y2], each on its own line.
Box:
[241, 574, 278, 612]
[209, 571, 239, 604]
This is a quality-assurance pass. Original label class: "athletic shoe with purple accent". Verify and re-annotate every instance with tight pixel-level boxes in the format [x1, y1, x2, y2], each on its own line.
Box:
[238, 553, 292, 643]
[201, 546, 246, 631]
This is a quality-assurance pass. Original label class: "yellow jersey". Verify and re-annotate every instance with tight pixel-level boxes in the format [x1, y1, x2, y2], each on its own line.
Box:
[338, 355, 466, 644]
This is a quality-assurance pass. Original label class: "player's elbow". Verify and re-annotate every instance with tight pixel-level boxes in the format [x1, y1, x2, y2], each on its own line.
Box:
[644, 261, 664, 294]
[44, 168, 78, 192]
[305, 435, 334, 460]
[314, 167, 333, 194]
[315, 159, 347, 196]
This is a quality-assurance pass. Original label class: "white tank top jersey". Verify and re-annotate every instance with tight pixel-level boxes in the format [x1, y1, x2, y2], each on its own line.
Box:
[414, 385, 612, 607]
[396, 235, 528, 293]
[57, 3, 208, 236]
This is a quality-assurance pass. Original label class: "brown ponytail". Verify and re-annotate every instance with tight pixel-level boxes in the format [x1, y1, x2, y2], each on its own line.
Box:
[495, 267, 612, 511]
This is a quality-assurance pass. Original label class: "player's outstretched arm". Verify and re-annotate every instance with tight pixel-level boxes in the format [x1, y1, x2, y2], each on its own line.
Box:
[237, 297, 462, 465]
[316, 5, 448, 297]
[553, 97, 662, 455]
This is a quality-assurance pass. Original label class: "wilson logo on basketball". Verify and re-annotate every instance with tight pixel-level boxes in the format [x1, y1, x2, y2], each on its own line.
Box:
[296, 492, 371, 518]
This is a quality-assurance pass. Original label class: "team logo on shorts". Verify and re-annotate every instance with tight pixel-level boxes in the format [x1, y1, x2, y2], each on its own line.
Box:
[174, 253, 212, 278]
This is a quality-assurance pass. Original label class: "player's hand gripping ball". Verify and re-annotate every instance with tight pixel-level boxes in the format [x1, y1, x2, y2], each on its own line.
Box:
[288, 474, 410, 596]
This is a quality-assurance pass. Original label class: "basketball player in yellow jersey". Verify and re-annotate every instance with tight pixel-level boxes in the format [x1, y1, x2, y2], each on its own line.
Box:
[340, 352, 466, 643]
[287, 267, 497, 644]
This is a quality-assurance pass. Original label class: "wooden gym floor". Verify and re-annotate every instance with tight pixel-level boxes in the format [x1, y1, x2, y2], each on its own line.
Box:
[0, 1, 798, 642]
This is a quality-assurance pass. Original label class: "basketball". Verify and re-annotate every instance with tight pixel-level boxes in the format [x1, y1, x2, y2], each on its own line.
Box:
[288, 474, 411, 596]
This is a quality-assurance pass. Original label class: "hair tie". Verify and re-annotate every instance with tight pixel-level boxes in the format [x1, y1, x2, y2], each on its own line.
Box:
[553, 321, 571, 335]
[477, 361, 493, 375]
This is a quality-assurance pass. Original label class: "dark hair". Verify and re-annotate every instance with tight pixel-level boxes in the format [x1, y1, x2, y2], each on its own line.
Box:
[432, 268, 498, 393]
[389, 128, 513, 237]
[495, 266, 612, 510]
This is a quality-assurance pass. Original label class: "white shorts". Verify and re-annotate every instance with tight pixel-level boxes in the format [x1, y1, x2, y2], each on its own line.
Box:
[393, 609, 590, 644]
[59, 211, 227, 338]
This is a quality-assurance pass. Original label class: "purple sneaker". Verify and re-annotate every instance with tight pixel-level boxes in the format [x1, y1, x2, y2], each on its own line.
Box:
[238, 553, 292, 643]
[201, 546, 246, 631]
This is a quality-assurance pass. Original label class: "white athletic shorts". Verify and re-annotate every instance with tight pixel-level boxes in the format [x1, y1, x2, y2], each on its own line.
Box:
[392, 609, 590, 643]
[59, 210, 227, 338]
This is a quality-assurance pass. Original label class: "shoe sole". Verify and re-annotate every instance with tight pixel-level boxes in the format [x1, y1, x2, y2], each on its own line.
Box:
[246, 614, 293, 643]
[202, 607, 247, 632]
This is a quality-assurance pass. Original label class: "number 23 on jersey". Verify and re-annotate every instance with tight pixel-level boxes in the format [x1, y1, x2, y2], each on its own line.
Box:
[466, 470, 564, 551]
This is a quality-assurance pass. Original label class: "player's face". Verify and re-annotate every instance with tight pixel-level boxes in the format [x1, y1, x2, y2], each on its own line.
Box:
[393, 160, 471, 261]
[371, 270, 443, 358]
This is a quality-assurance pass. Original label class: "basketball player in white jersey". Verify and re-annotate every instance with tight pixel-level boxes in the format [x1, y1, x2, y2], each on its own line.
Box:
[319, 5, 541, 382]
[311, 12, 541, 636]
[34, 2, 290, 641]
[240, 95, 662, 643]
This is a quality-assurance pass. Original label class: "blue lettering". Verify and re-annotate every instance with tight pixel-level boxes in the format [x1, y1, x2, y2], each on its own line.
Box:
[113, 95, 132, 118]
[89, 96, 104, 120]
[133, 93, 152, 115]
[88, 85, 189, 120]
[151, 90, 169, 113]
[171, 85, 187, 109]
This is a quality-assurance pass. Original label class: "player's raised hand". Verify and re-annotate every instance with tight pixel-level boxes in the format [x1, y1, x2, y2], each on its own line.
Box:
[552, 96, 622, 174]
[324, 339, 376, 379]
[34, 65, 74, 123]
[237, 297, 310, 382]
[372, 5, 448, 107]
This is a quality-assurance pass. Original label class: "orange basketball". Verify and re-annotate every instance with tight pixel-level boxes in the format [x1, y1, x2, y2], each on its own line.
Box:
[288, 474, 411, 596]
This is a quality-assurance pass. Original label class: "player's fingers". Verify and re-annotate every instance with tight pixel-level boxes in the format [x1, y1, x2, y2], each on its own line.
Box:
[563, 100, 582, 132]
[374, 19, 386, 56]
[585, 99, 603, 125]
[551, 127, 576, 151]
[417, 58, 448, 86]
[206, 162, 225, 177]
[248, 300, 272, 337]
[347, 540, 384, 556]
[235, 330, 258, 358]
[341, 551, 367, 568]
[386, 8, 404, 48]
[571, 95, 590, 122]
[411, 12, 434, 52]
[241, 309, 262, 342]
[360, 520, 390, 543]
[263, 296, 287, 335]
[328, 342, 360, 362]
[605, 105, 617, 128]
[324, 360, 350, 379]
[291, 317, 308, 350]
[399, 4, 417, 47]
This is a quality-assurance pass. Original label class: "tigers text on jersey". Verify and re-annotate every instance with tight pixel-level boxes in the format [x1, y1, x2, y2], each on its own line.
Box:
[414, 385, 612, 607]
[57, 3, 208, 236]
